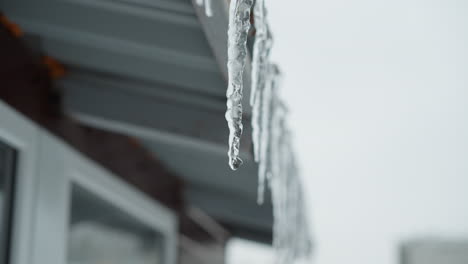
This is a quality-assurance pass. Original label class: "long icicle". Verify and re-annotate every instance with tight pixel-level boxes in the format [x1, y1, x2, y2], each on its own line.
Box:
[251, 80, 264, 163]
[258, 64, 280, 204]
[251, 0, 273, 162]
[250, 0, 267, 107]
[257, 66, 273, 204]
[225, 0, 254, 170]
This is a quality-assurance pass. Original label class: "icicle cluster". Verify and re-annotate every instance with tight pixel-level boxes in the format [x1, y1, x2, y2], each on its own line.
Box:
[223, 0, 313, 262]
[249, 1, 313, 263]
[195, 0, 213, 17]
[253, 64, 313, 263]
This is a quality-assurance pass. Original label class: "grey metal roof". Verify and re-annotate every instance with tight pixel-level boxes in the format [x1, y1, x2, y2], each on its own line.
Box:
[0, 0, 272, 241]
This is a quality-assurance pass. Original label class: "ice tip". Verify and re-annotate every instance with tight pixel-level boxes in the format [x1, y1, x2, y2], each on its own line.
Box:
[229, 157, 243, 170]
[257, 192, 264, 205]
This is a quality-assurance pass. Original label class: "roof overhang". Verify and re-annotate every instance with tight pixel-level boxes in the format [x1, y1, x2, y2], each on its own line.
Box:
[0, 0, 271, 242]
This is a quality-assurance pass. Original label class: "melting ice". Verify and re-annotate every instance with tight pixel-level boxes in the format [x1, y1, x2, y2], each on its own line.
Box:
[256, 64, 279, 204]
[255, 65, 313, 262]
[225, 0, 254, 170]
[222, 0, 313, 262]
[251, 0, 273, 163]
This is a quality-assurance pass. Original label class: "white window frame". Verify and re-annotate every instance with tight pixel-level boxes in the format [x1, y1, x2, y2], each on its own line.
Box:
[0, 100, 177, 264]
[0, 101, 39, 264]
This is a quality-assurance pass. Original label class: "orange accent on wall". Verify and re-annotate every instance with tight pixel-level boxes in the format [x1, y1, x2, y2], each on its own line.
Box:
[0, 15, 23, 37]
[42, 56, 67, 79]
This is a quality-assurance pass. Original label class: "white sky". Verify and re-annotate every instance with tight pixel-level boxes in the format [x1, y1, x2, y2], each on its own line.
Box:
[262, 0, 468, 264]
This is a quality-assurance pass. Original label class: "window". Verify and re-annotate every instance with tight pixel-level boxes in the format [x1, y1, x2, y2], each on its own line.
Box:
[0, 141, 17, 264]
[68, 184, 164, 264]
[0, 100, 176, 264]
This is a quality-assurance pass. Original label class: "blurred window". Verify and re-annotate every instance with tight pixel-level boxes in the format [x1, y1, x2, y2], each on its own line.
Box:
[0, 140, 17, 264]
[68, 184, 164, 264]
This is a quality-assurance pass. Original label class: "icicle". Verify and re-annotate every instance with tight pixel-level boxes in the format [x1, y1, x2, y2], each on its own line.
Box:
[251, 0, 273, 162]
[256, 70, 272, 204]
[225, 0, 254, 170]
[261, 96, 286, 207]
[257, 64, 280, 204]
[250, 0, 272, 107]
[270, 101, 287, 187]
[195, 0, 213, 17]
[251, 79, 264, 162]
[271, 132, 313, 263]
[271, 135, 289, 263]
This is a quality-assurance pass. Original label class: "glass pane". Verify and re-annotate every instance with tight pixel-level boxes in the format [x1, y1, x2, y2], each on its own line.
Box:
[0, 140, 17, 264]
[68, 184, 164, 264]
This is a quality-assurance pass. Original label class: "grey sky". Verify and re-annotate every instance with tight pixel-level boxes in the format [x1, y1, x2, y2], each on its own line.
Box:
[266, 0, 468, 263]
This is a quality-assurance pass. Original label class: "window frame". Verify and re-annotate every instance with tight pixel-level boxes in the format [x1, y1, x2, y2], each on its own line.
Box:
[0, 100, 177, 264]
[0, 101, 40, 264]
[0, 141, 17, 264]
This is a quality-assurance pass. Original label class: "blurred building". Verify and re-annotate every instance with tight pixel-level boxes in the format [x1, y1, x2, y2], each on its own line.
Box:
[401, 239, 468, 264]
[0, 1, 271, 264]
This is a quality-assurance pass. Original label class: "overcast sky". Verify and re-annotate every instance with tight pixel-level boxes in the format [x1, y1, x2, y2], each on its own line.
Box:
[264, 0, 468, 264]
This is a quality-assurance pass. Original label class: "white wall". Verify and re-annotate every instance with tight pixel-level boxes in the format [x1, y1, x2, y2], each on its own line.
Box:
[268, 0, 468, 264]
